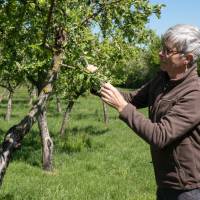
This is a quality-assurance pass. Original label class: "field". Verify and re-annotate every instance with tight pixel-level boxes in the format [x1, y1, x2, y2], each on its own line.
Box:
[0, 88, 156, 200]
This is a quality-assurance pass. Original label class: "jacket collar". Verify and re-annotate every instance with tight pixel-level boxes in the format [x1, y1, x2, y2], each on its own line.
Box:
[160, 64, 198, 86]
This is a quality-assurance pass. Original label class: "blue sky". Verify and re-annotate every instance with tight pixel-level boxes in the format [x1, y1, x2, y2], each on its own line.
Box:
[147, 0, 200, 35]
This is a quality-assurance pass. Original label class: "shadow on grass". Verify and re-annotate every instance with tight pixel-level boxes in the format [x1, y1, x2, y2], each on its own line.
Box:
[0, 113, 6, 119]
[74, 113, 96, 120]
[0, 113, 30, 120]
[11, 130, 42, 168]
[1, 99, 29, 105]
[54, 125, 109, 154]
[12, 99, 29, 104]
[47, 112, 63, 118]
[47, 110, 99, 120]
[0, 193, 14, 200]
[68, 125, 109, 136]
[0, 124, 109, 168]
[0, 128, 5, 141]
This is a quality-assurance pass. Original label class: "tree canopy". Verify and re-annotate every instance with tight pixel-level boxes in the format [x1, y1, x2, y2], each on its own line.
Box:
[0, 0, 165, 186]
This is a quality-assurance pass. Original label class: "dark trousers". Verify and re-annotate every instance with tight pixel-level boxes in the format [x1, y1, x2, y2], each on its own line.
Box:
[157, 188, 200, 200]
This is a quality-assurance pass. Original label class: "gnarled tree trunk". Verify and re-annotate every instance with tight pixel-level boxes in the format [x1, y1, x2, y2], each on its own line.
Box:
[38, 108, 53, 171]
[5, 91, 13, 121]
[60, 101, 74, 136]
[37, 86, 54, 171]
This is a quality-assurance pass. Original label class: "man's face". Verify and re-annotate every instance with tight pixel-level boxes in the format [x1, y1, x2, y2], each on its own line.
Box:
[159, 42, 186, 77]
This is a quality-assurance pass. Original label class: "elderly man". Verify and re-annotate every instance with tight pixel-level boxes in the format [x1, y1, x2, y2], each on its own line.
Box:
[100, 24, 200, 200]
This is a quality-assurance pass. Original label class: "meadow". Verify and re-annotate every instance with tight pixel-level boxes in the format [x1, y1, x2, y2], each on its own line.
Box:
[0, 87, 156, 200]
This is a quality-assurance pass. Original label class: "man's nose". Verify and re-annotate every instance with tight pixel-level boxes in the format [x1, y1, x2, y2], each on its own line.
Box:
[159, 51, 165, 59]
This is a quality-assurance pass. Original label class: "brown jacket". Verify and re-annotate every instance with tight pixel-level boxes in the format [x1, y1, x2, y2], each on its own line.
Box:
[119, 65, 200, 190]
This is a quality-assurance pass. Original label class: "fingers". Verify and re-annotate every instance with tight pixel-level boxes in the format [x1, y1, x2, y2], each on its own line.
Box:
[101, 90, 111, 100]
[101, 96, 116, 108]
[101, 82, 114, 90]
[100, 85, 115, 100]
[100, 86, 111, 96]
[100, 84, 119, 102]
[100, 83, 121, 99]
[100, 84, 114, 104]
[100, 83, 117, 94]
[100, 82, 127, 112]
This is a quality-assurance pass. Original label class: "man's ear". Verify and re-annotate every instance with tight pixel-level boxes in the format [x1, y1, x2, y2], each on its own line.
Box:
[185, 53, 194, 65]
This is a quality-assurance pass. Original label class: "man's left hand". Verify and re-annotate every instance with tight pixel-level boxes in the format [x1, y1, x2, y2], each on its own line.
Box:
[100, 83, 128, 112]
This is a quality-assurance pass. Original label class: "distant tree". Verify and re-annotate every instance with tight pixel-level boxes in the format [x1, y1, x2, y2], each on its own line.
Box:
[124, 32, 161, 88]
[144, 32, 161, 80]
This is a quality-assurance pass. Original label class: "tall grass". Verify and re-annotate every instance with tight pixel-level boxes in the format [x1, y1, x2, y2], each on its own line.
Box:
[0, 87, 156, 200]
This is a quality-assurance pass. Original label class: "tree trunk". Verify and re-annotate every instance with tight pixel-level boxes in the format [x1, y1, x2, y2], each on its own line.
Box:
[102, 100, 109, 125]
[37, 89, 53, 171]
[29, 87, 37, 106]
[29, 97, 33, 106]
[0, 25, 66, 185]
[5, 91, 13, 121]
[56, 95, 62, 113]
[60, 101, 74, 136]
[37, 109, 53, 171]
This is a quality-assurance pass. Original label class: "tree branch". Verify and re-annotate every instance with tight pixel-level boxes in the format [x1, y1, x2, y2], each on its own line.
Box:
[80, 0, 123, 27]
[42, 0, 56, 47]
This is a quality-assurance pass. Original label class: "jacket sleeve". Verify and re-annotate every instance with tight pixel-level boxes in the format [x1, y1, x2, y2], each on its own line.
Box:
[119, 90, 200, 149]
[120, 80, 152, 109]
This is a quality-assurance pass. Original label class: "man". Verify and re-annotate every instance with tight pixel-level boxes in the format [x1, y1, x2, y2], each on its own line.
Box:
[100, 24, 200, 200]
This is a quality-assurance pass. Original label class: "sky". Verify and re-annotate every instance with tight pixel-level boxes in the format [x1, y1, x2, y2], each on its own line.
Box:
[147, 0, 200, 35]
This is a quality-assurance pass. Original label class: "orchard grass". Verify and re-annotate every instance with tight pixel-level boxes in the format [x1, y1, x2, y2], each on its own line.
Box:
[0, 87, 156, 200]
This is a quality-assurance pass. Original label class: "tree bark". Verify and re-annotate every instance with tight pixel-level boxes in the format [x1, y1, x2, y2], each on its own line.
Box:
[37, 108, 53, 171]
[29, 87, 37, 106]
[29, 97, 33, 106]
[56, 95, 62, 113]
[60, 101, 74, 136]
[37, 88, 53, 171]
[5, 91, 13, 121]
[102, 100, 109, 125]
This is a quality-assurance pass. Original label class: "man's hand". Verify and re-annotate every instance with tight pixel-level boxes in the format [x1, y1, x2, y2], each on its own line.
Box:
[100, 83, 128, 112]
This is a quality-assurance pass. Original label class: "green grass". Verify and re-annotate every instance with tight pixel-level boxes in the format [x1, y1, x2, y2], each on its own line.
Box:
[0, 87, 156, 200]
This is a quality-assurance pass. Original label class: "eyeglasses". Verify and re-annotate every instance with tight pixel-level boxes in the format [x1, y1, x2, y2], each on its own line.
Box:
[160, 46, 184, 57]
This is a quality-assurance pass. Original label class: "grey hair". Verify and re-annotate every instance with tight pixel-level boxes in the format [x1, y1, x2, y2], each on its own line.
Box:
[162, 24, 200, 62]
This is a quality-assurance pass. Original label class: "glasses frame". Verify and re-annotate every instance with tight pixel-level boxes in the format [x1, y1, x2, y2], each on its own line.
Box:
[160, 46, 185, 57]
